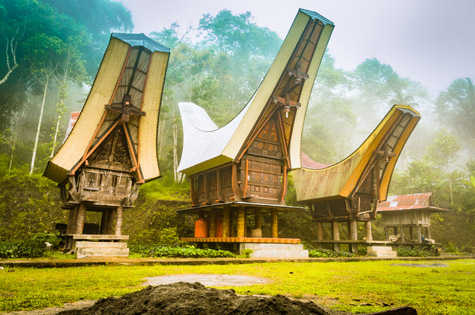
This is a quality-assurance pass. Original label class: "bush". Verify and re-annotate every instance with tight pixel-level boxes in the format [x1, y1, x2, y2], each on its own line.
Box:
[395, 247, 434, 257]
[129, 244, 235, 258]
[0, 233, 61, 259]
[308, 249, 354, 258]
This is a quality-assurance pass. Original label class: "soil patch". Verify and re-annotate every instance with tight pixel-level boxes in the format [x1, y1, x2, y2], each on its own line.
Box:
[143, 274, 271, 287]
[56, 282, 417, 315]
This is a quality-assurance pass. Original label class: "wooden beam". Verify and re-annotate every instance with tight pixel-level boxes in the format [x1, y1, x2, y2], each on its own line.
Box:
[122, 122, 143, 183]
[231, 163, 242, 201]
[243, 159, 249, 198]
[216, 169, 223, 202]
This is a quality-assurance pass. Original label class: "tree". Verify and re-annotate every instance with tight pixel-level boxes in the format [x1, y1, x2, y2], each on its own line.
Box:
[435, 78, 475, 156]
[44, 0, 133, 76]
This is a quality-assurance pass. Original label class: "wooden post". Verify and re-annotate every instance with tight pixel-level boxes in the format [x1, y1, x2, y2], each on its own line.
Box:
[105, 209, 116, 235]
[349, 219, 358, 254]
[115, 206, 123, 236]
[255, 209, 262, 229]
[332, 221, 340, 252]
[416, 226, 422, 243]
[316, 221, 324, 249]
[365, 221, 372, 241]
[209, 211, 216, 237]
[229, 208, 234, 237]
[75, 203, 87, 234]
[385, 227, 389, 240]
[426, 226, 431, 239]
[400, 227, 406, 243]
[317, 221, 324, 241]
[271, 209, 278, 238]
[67, 207, 78, 234]
[100, 210, 108, 234]
[409, 227, 414, 241]
[222, 206, 230, 238]
[237, 207, 245, 237]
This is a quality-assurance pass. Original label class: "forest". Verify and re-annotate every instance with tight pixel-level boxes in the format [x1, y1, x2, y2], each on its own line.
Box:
[0, 0, 473, 253]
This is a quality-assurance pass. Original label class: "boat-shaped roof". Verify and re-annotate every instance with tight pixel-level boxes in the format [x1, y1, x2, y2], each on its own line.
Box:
[44, 33, 169, 184]
[178, 9, 334, 175]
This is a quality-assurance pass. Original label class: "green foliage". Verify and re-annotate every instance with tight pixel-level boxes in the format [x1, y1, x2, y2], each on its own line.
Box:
[129, 244, 235, 258]
[0, 233, 60, 258]
[308, 249, 353, 258]
[394, 247, 433, 257]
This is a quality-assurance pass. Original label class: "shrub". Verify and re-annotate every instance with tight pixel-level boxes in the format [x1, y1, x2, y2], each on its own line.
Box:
[395, 247, 434, 257]
[129, 244, 235, 258]
[308, 249, 354, 258]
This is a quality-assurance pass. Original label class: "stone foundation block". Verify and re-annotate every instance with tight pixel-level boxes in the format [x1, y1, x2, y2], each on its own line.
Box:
[76, 241, 129, 259]
[240, 243, 308, 258]
[367, 246, 397, 258]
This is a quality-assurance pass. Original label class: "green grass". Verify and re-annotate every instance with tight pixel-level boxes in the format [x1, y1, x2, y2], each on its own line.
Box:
[0, 260, 474, 314]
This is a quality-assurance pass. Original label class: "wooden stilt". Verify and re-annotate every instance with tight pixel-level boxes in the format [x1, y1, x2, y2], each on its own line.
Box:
[365, 221, 372, 241]
[105, 209, 116, 235]
[400, 226, 406, 243]
[271, 209, 278, 238]
[409, 227, 414, 241]
[237, 207, 245, 237]
[317, 221, 323, 241]
[417, 226, 422, 243]
[332, 221, 340, 252]
[255, 209, 262, 229]
[115, 206, 123, 236]
[223, 206, 230, 238]
[426, 226, 431, 239]
[67, 207, 77, 234]
[100, 210, 109, 234]
[349, 219, 358, 254]
[385, 227, 389, 240]
[209, 211, 216, 237]
[76, 203, 87, 234]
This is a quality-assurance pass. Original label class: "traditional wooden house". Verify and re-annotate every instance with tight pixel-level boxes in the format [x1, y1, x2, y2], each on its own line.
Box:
[44, 33, 169, 257]
[293, 105, 421, 252]
[377, 192, 449, 243]
[177, 9, 334, 257]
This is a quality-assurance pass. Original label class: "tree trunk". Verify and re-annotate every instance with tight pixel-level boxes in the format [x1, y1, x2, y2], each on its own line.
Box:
[30, 77, 49, 175]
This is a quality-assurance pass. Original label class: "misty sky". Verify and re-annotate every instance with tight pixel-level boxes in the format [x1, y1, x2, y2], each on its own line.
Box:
[117, 0, 475, 96]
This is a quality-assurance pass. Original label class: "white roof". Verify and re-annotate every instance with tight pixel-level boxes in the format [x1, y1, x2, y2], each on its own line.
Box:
[177, 100, 251, 173]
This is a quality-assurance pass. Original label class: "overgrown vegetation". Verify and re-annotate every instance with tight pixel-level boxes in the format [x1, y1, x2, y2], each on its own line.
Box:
[308, 249, 354, 258]
[1, 260, 473, 314]
[129, 244, 235, 258]
[394, 247, 433, 257]
[0, 233, 60, 258]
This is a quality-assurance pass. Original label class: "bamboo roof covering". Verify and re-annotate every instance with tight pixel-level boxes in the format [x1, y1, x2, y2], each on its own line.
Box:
[44, 33, 169, 184]
[293, 105, 421, 202]
[178, 9, 334, 175]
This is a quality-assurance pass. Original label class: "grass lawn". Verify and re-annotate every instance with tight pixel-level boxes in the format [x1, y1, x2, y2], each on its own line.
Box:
[0, 259, 474, 314]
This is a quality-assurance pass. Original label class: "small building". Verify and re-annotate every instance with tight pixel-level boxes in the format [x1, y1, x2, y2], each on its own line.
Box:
[43, 33, 169, 257]
[177, 9, 335, 258]
[377, 193, 449, 243]
[293, 105, 421, 253]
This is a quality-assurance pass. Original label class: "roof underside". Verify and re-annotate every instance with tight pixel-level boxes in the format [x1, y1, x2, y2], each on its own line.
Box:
[178, 9, 334, 175]
[44, 33, 169, 184]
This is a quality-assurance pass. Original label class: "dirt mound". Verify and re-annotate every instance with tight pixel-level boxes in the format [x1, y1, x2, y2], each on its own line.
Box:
[57, 282, 417, 315]
[57, 282, 331, 314]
